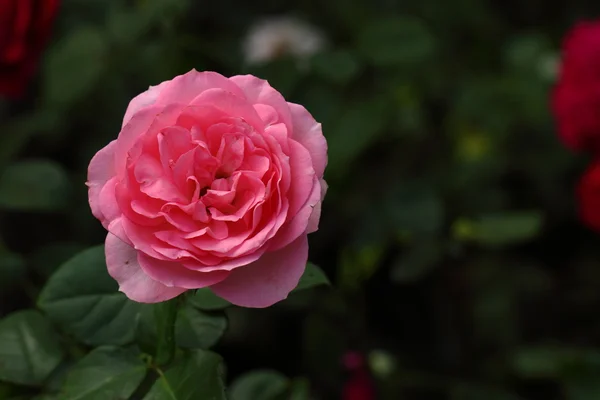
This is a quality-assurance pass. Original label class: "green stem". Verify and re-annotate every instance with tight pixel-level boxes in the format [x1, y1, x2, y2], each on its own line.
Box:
[154, 297, 179, 366]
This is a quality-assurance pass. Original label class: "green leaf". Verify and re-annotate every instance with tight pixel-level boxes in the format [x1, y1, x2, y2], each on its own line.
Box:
[138, 0, 189, 25]
[293, 263, 330, 292]
[42, 27, 107, 108]
[391, 242, 442, 282]
[311, 50, 361, 85]
[288, 378, 310, 400]
[511, 346, 574, 378]
[143, 350, 226, 400]
[135, 305, 159, 356]
[0, 160, 71, 212]
[175, 305, 227, 350]
[0, 250, 26, 294]
[561, 351, 600, 400]
[0, 310, 64, 386]
[0, 110, 62, 169]
[30, 242, 85, 280]
[154, 299, 178, 366]
[188, 288, 231, 311]
[463, 211, 543, 247]
[504, 33, 552, 74]
[107, 4, 148, 46]
[60, 347, 146, 400]
[357, 16, 436, 68]
[327, 99, 388, 180]
[38, 245, 142, 346]
[229, 370, 289, 400]
[384, 184, 444, 236]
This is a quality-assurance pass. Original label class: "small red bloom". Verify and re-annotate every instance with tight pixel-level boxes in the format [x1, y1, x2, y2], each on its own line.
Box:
[342, 352, 376, 400]
[578, 160, 600, 231]
[0, 0, 59, 98]
[552, 21, 600, 152]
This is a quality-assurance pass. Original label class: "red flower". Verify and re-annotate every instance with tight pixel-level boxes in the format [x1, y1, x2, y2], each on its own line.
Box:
[342, 352, 376, 400]
[343, 371, 375, 400]
[552, 21, 600, 152]
[578, 160, 600, 231]
[0, 0, 59, 98]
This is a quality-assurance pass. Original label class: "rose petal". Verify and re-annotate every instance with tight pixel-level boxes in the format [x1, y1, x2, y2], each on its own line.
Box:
[190, 88, 265, 133]
[137, 252, 229, 289]
[156, 70, 245, 106]
[105, 233, 186, 303]
[210, 235, 308, 307]
[230, 75, 293, 134]
[97, 177, 121, 228]
[87, 140, 117, 222]
[116, 104, 183, 178]
[288, 102, 327, 177]
[307, 179, 328, 233]
[122, 80, 170, 128]
[268, 176, 321, 251]
[254, 104, 279, 126]
[286, 139, 317, 218]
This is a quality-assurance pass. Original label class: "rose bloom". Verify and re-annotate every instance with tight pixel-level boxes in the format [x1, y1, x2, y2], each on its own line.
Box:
[0, 0, 59, 97]
[87, 70, 327, 307]
[578, 160, 600, 232]
[552, 20, 600, 152]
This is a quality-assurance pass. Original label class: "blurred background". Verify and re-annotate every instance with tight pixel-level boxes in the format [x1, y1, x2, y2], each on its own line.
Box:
[3, 0, 600, 399]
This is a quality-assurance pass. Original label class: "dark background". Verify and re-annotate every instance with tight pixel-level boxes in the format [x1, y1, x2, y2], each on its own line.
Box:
[2, 0, 600, 399]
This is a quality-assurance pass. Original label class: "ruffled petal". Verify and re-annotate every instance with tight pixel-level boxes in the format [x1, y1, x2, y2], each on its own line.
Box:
[268, 176, 320, 251]
[105, 233, 186, 303]
[230, 75, 293, 134]
[210, 235, 308, 307]
[87, 140, 117, 223]
[137, 252, 229, 289]
[156, 70, 245, 106]
[307, 179, 327, 233]
[287, 102, 328, 177]
[122, 80, 170, 128]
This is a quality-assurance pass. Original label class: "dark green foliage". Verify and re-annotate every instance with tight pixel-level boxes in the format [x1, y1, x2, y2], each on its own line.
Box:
[0, 0, 595, 399]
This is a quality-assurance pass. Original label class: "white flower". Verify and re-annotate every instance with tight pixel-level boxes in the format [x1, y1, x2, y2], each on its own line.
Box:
[243, 16, 326, 65]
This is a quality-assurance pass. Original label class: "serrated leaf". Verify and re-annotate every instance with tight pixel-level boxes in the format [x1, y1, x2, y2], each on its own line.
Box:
[61, 347, 146, 400]
[0, 160, 70, 212]
[143, 350, 226, 400]
[175, 305, 227, 350]
[293, 263, 330, 292]
[229, 370, 289, 400]
[38, 245, 142, 346]
[0, 310, 64, 386]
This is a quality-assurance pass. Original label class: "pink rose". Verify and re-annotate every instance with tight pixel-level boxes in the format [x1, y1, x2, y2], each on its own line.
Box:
[87, 70, 327, 307]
